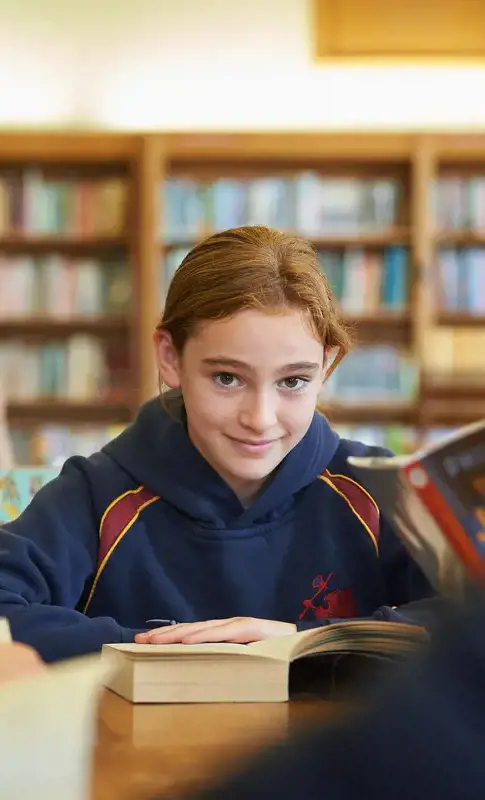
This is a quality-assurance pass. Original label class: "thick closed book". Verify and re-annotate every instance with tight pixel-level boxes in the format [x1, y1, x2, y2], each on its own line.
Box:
[101, 620, 427, 704]
[348, 418, 485, 596]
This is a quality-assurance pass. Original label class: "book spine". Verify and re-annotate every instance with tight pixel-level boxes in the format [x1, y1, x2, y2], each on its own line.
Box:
[403, 460, 485, 583]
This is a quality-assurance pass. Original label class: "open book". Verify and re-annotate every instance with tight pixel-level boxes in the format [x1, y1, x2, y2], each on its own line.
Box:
[102, 620, 427, 704]
[348, 418, 485, 596]
[0, 619, 112, 800]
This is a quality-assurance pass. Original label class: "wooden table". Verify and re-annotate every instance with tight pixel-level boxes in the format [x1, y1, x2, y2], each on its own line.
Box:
[93, 691, 341, 799]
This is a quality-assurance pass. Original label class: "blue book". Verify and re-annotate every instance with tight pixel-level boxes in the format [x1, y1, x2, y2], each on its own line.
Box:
[381, 246, 408, 309]
[0, 468, 59, 523]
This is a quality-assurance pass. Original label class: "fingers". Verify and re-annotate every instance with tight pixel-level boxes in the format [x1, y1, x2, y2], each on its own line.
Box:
[133, 618, 296, 646]
[171, 619, 258, 645]
[135, 617, 253, 645]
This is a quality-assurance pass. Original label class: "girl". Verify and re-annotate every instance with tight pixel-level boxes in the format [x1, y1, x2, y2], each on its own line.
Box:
[0, 226, 430, 662]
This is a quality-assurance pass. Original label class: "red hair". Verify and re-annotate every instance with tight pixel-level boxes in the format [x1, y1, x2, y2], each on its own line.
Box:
[157, 226, 352, 378]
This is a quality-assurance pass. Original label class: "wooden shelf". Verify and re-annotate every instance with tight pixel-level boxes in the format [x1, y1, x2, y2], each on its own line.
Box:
[0, 317, 130, 338]
[7, 400, 134, 426]
[0, 235, 128, 254]
[437, 312, 485, 327]
[344, 312, 411, 344]
[423, 374, 485, 399]
[0, 132, 138, 163]
[321, 401, 417, 425]
[311, 229, 410, 248]
[424, 403, 485, 426]
[435, 230, 485, 246]
[422, 377, 485, 425]
[162, 227, 411, 252]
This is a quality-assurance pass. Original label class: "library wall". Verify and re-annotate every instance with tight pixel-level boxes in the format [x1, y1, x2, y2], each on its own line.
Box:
[0, 2, 484, 468]
[2, 0, 485, 129]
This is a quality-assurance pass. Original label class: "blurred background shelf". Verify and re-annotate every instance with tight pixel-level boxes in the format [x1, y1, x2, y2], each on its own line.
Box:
[322, 401, 417, 426]
[0, 131, 485, 464]
[7, 399, 134, 426]
[0, 235, 128, 254]
[436, 313, 485, 327]
[0, 316, 129, 338]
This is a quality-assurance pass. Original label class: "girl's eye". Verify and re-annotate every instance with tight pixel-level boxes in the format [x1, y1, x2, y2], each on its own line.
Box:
[213, 372, 242, 388]
[279, 376, 310, 391]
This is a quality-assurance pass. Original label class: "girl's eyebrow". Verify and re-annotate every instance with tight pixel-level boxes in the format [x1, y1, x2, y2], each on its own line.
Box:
[202, 357, 320, 374]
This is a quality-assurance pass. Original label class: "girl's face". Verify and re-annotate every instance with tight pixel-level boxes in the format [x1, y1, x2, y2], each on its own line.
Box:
[155, 308, 325, 504]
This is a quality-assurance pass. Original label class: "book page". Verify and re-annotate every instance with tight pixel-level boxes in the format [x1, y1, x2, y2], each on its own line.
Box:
[251, 620, 428, 662]
[248, 627, 327, 661]
[0, 655, 112, 800]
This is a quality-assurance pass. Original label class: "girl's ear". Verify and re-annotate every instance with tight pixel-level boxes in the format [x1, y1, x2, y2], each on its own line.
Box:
[153, 330, 182, 389]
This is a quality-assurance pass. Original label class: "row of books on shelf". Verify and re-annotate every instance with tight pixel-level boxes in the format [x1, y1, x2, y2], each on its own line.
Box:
[162, 175, 401, 241]
[319, 247, 407, 312]
[433, 176, 485, 230]
[0, 257, 131, 318]
[0, 338, 128, 401]
[4, 244, 485, 321]
[161, 174, 485, 241]
[0, 173, 127, 236]
[437, 247, 485, 313]
[425, 328, 485, 376]
[162, 247, 409, 312]
[323, 346, 417, 403]
[8, 423, 457, 467]
[0, 171, 484, 242]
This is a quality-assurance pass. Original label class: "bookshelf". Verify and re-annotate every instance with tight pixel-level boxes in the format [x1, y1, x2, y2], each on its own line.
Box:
[1, 132, 485, 464]
[0, 133, 145, 464]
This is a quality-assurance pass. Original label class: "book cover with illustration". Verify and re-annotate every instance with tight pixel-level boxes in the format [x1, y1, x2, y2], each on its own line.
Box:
[0, 468, 59, 523]
[348, 419, 485, 596]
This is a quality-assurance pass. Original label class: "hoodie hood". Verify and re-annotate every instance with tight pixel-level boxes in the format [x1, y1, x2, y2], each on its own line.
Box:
[103, 391, 339, 529]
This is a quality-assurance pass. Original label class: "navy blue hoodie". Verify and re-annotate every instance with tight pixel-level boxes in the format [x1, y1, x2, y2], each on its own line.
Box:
[0, 392, 430, 662]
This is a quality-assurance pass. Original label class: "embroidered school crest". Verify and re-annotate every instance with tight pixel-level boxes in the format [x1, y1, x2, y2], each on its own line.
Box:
[298, 572, 358, 621]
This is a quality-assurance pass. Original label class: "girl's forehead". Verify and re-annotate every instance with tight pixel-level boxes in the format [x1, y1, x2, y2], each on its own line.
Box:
[192, 308, 320, 342]
[184, 310, 324, 366]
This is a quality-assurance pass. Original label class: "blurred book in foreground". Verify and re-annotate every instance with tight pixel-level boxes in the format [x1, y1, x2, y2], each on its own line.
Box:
[348, 419, 485, 596]
[0, 619, 111, 800]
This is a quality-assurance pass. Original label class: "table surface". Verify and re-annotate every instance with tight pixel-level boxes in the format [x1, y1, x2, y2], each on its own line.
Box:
[93, 691, 341, 799]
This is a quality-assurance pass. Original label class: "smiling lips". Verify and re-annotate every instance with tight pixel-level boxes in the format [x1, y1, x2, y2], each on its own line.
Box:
[226, 435, 280, 454]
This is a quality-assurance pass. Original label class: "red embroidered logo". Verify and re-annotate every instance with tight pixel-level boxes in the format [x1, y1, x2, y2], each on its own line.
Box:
[298, 572, 358, 621]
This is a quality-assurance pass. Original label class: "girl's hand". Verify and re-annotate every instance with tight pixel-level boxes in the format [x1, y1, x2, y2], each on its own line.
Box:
[135, 617, 296, 645]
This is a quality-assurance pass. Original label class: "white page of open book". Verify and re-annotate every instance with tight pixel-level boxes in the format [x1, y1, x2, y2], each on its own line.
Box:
[107, 629, 317, 662]
[0, 655, 113, 800]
